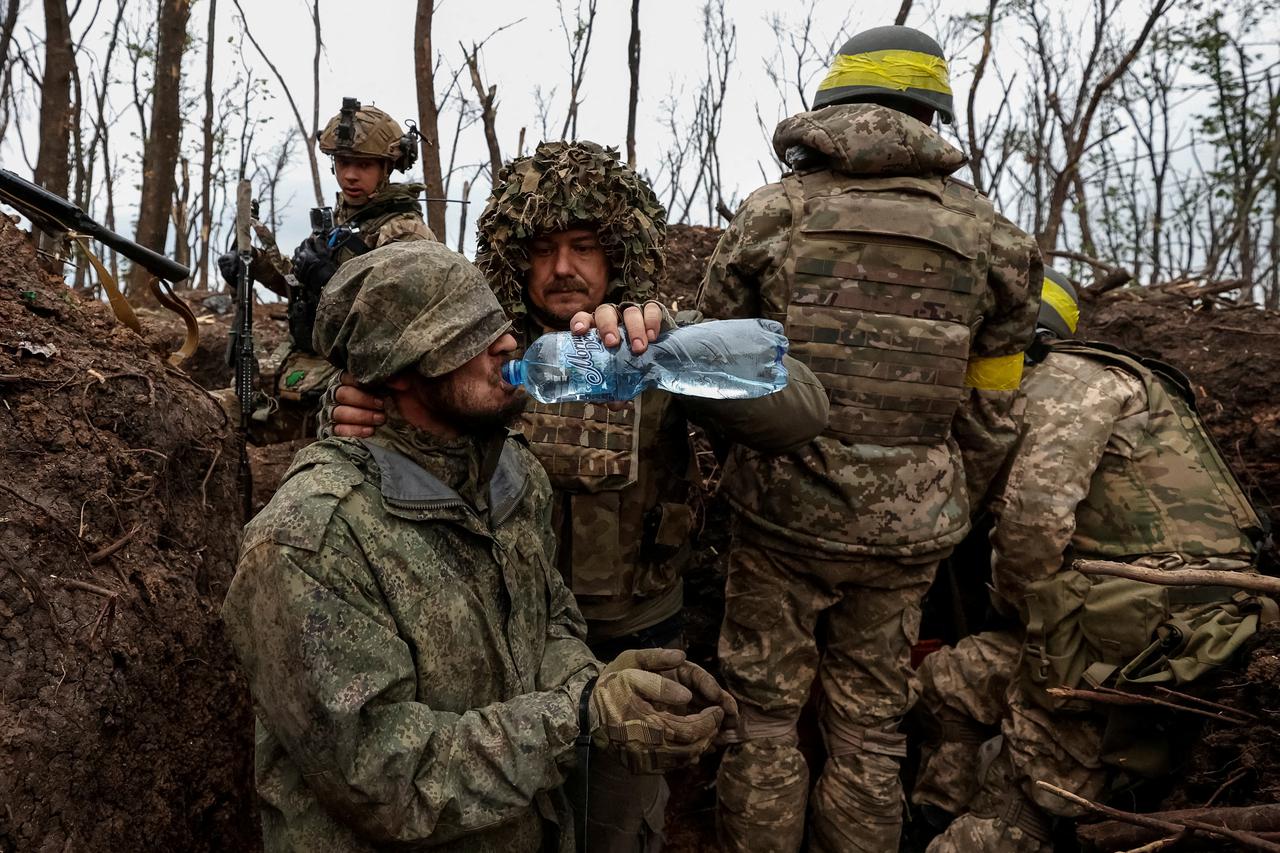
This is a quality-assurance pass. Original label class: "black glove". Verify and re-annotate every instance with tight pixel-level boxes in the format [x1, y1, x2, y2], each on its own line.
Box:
[291, 233, 339, 292]
[216, 250, 240, 286]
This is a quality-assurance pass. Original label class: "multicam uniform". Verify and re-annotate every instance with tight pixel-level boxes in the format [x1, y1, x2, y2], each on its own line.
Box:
[248, 182, 435, 442]
[697, 102, 1041, 853]
[228, 99, 436, 444]
[475, 141, 829, 852]
[917, 341, 1269, 852]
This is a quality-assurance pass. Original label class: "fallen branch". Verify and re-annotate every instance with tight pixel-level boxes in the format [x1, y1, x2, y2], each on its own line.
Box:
[1083, 804, 1280, 848]
[54, 576, 119, 598]
[1045, 249, 1133, 295]
[1153, 685, 1257, 721]
[1038, 782, 1280, 852]
[1073, 558, 1280, 597]
[88, 523, 140, 564]
[1119, 835, 1182, 852]
[1046, 686, 1249, 725]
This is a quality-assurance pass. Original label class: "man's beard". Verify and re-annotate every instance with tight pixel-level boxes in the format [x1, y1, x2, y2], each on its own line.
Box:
[422, 372, 526, 434]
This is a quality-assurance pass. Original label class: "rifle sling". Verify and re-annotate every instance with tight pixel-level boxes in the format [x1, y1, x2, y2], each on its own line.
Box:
[72, 236, 141, 334]
[151, 277, 201, 365]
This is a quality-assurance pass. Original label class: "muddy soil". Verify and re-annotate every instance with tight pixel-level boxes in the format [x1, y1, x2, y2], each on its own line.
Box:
[0, 219, 257, 851]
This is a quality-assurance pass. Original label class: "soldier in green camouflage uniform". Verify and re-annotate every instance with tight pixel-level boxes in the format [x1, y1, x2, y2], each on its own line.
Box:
[328, 141, 830, 852]
[914, 269, 1271, 851]
[217, 98, 435, 443]
[221, 241, 736, 853]
[694, 26, 1043, 852]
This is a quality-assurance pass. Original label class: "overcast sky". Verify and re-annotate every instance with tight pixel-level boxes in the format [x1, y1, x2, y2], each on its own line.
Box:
[0, 0, 1213, 275]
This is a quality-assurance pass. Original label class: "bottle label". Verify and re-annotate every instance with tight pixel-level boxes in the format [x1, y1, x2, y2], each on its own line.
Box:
[566, 333, 607, 386]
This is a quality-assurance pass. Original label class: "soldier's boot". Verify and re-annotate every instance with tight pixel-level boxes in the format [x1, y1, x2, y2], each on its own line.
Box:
[716, 734, 809, 853]
[809, 719, 909, 852]
[912, 710, 999, 816]
[925, 742, 1053, 853]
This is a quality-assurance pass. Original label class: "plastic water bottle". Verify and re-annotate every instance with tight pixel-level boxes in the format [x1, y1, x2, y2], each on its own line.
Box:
[502, 318, 790, 404]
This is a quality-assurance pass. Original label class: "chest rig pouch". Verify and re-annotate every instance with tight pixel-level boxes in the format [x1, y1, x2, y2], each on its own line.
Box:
[522, 397, 644, 598]
[778, 171, 995, 446]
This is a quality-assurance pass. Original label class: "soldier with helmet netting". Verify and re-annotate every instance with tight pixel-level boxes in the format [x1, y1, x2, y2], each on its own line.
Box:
[213, 97, 435, 445]
[695, 24, 1043, 852]
[326, 139, 831, 852]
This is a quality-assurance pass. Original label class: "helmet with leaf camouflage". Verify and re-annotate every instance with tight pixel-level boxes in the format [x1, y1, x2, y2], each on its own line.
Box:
[475, 140, 668, 315]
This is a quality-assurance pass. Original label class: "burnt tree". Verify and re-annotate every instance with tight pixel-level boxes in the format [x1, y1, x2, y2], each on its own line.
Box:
[129, 0, 193, 295]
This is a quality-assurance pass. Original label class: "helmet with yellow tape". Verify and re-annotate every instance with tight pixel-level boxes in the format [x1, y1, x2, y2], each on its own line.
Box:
[1038, 266, 1080, 339]
[812, 25, 955, 124]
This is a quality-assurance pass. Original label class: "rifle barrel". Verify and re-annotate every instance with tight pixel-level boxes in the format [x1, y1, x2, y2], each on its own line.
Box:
[0, 168, 191, 283]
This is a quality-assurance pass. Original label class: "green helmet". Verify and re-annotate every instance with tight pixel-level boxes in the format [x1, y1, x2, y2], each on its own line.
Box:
[317, 97, 419, 173]
[475, 141, 668, 315]
[314, 241, 511, 384]
[812, 26, 955, 124]
[1038, 266, 1080, 340]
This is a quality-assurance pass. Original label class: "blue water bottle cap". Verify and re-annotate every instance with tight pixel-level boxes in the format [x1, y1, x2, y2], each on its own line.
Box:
[501, 359, 525, 387]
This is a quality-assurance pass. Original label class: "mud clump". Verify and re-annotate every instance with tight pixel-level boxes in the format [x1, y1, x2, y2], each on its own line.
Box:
[0, 219, 257, 851]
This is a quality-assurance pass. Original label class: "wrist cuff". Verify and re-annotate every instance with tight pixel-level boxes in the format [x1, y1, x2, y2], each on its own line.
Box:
[576, 676, 599, 746]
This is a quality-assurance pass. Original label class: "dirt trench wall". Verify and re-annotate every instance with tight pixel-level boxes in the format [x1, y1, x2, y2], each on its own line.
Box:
[0, 219, 257, 851]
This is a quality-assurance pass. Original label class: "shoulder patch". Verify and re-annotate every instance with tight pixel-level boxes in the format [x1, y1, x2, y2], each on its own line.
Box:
[242, 441, 369, 554]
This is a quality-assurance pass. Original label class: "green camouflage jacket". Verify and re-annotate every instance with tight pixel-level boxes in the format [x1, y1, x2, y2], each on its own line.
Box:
[222, 420, 598, 852]
[697, 104, 1041, 556]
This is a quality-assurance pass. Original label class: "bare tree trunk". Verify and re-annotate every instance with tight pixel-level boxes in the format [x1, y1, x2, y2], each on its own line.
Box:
[457, 178, 472, 254]
[558, 0, 598, 140]
[0, 0, 21, 140]
[196, 0, 216, 289]
[1037, 0, 1174, 253]
[231, 0, 324, 205]
[171, 156, 192, 268]
[415, 0, 448, 241]
[0, 0, 17, 79]
[626, 0, 640, 168]
[462, 42, 503, 182]
[128, 0, 193, 296]
[34, 0, 74, 204]
[965, 0, 998, 194]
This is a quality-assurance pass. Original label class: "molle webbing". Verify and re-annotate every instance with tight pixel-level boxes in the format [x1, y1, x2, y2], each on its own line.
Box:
[1054, 341, 1262, 558]
[521, 398, 638, 490]
[780, 172, 994, 445]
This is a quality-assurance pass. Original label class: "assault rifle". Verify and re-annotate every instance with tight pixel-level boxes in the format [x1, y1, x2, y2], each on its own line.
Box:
[0, 168, 199, 363]
[230, 180, 258, 520]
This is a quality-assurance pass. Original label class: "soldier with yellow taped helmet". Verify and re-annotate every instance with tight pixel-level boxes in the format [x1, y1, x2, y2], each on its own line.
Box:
[912, 268, 1272, 851]
[216, 97, 435, 443]
[694, 24, 1043, 852]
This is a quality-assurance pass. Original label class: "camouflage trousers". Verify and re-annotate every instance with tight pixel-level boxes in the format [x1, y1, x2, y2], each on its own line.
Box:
[914, 632, 1105, 853]
[715, 528, 943, 853]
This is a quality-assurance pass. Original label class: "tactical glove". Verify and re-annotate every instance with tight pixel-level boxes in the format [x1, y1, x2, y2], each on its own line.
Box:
[587, 648, 733, 774]
[216, 250, 240, 287]
[291, 234, 339, 292]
